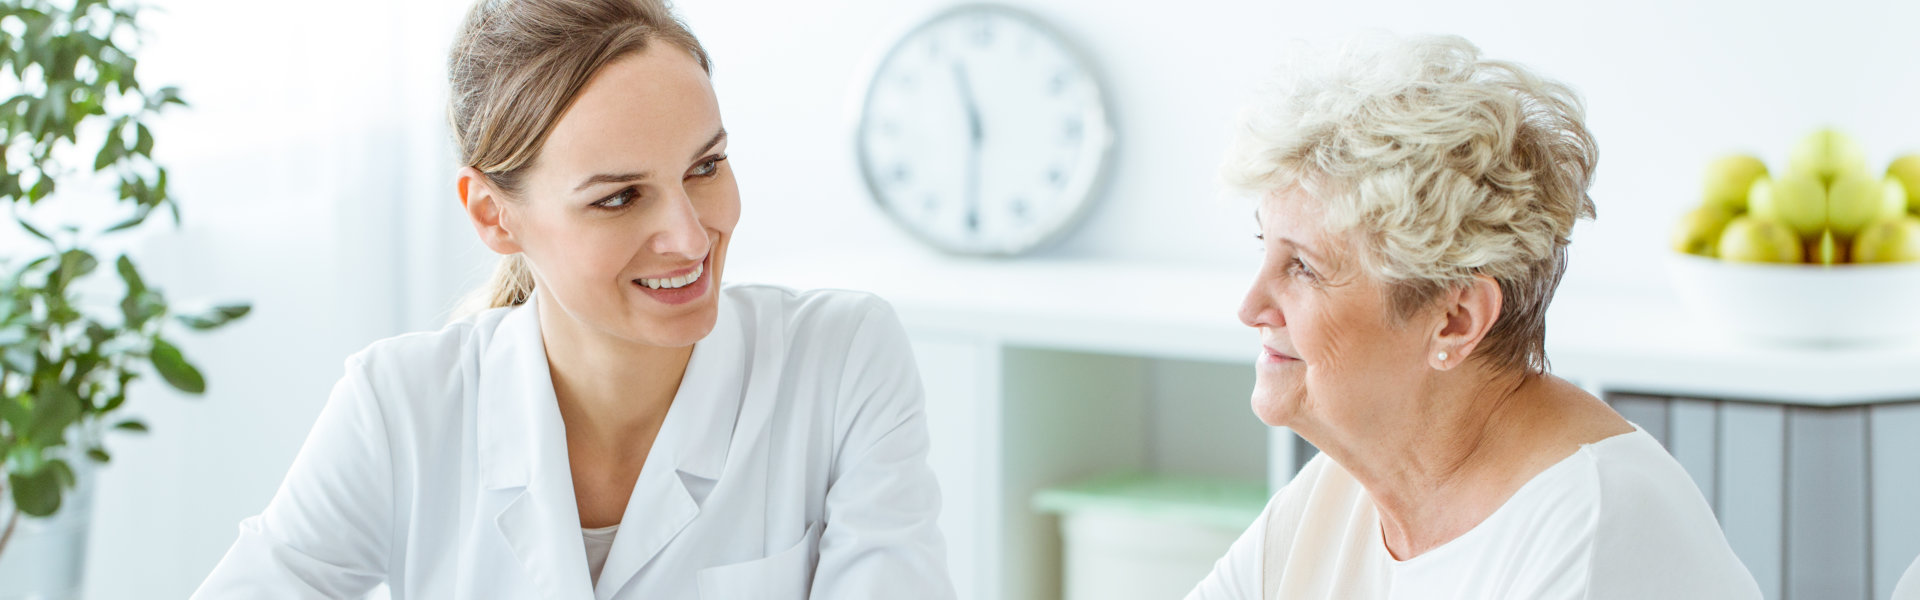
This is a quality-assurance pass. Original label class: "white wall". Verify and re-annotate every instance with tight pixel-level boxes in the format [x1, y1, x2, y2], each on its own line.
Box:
[32, 0, 1914, 597]
[67, 1, 473, 597]
[678, 0, 1920, 296]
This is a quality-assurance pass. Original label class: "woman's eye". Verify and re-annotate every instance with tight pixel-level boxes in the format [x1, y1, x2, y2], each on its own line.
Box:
[593, 187, 637, 209]
[1288, 257, 1315, 279]
[690, 154, 728, 178]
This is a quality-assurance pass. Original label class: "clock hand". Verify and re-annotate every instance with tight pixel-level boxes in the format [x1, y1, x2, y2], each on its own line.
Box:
[951, 62, 984, 144]
[950, 61, 983, 233]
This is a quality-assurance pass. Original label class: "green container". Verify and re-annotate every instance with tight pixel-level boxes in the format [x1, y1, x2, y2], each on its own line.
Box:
[1032, 472, 1269, 530]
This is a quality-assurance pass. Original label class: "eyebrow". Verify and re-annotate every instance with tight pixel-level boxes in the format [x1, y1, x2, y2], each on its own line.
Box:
[571, 128, 728, 192]
[1253, 208, 1325, 263]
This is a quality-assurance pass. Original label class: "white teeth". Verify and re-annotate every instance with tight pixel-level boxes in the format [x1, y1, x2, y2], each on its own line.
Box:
[638, 262, 703, 290]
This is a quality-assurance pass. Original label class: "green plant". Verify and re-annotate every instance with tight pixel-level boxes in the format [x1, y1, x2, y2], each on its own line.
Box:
[0, 0, 247, 556]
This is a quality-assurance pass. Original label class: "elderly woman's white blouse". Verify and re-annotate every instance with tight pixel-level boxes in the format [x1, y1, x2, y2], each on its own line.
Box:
[194, 285, 954, 599]
[1185, 426, 1761, 600]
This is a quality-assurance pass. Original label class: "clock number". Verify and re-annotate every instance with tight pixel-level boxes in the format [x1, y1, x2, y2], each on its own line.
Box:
[1049, 72, 1071, 96]
[971, 16, 994, 46]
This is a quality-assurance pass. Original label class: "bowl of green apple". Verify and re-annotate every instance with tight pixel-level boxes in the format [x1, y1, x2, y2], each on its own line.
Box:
[1667, 131, 1920, 346]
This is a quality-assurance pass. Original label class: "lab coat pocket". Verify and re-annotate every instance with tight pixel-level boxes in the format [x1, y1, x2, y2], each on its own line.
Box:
[696, 521, 822, 600]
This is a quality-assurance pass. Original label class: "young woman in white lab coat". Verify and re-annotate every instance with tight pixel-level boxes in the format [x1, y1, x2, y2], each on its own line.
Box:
[193, 1, 953, 598]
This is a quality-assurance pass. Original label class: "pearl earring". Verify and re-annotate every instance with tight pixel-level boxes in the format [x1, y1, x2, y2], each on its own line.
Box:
[1436, 350, 1449, 362]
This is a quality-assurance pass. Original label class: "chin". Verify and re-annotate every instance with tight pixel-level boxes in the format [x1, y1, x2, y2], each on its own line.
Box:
[632, 302, 719, 347]
[1250, 385, 1303, 428]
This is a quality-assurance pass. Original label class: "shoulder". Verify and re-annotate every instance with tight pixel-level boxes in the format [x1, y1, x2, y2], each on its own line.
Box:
[1578, 429, 1731, 528]
[721, 283, 899, 336]
[328, 306, 517, 425]
[1580, 430, 1762, 598]
[721, 284, 909, 367]
[343, 306, 510, 380]
[722, 285, 923, 451]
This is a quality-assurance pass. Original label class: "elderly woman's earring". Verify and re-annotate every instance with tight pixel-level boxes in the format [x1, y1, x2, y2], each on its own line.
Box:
[1436, 350, 1449, 362]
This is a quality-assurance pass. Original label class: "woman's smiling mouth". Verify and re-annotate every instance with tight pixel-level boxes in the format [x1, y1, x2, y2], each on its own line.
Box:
[636, 261, 703, 290]
[1260, 344, 1301, 364]
[631, 254, 712, 305]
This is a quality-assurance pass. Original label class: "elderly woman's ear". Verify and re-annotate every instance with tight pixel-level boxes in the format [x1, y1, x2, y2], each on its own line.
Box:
[1429, 274, 1502, 370]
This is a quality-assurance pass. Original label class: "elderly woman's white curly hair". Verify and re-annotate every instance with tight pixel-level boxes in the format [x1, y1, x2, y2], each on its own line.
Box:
[1223, 33, 1599, 374]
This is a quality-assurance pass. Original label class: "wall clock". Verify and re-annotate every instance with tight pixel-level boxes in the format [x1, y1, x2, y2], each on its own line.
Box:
[854, 3, 1116, 256]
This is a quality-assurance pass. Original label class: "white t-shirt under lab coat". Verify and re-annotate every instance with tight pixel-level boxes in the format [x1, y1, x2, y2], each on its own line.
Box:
[194, 284, 954, 600]
[1185, 427, 1761, 600]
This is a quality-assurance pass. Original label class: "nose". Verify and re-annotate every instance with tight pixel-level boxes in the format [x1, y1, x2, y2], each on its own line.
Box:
[648, 185, 708, 260]
[1238, 276, 1282, 330]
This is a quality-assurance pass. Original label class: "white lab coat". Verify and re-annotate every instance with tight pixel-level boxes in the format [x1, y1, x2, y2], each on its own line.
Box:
[194, 284, 955, 599]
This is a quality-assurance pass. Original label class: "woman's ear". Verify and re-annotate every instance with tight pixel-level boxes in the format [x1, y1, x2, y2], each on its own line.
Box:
[458, 167, 524, 255]
[1430, 274, 1503, 370]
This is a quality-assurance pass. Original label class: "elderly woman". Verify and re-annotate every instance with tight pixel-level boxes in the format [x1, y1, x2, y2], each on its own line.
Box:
[1185, 35, 1760, 599]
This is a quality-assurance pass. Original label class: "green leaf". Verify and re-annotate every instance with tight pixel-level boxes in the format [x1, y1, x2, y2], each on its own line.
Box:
[174, 303, 250, 330]
[92, 138, 120, 171]
[100, 391, 126, 412]
[17, 219, 52, 242]
[66, 351, 100, 391]
[115, 254, 145, 295]
[120, 289, 163, 330]
[48, 459, 76, 488]
[8, 468, 62, 517]
[104, 204, 154, 233]
[149, 85, 185, 108]
[29, 375, 83, 443]
[149, 338, 204, 394]
[50, 248, 98, 293]
[86, 448, 110, 463]
[15, 254, 55, 280]
[112, 419, 147, 433]
[85, 321, 113, 345]
[0, 395, 30, 433]
[133, 123, 152, 156]
[61, 248, 99, 277]
[27, 175, 54, 201]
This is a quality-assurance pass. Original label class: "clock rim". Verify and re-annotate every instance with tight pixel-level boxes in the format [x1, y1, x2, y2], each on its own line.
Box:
[848, 1, 1118, 258]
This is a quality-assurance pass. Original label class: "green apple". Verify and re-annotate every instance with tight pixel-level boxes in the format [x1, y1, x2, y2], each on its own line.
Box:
[1885, 178, 1910, 220]
[1717, 216, 1804, 263]
[1672, 205, 1736, 257]
[1700, 154, 1767, 214]
[1747, 174, 1826, 238]
[1816, 229, 1840, 265]
[1852, 216, 1920, 263]
[1789, 128, 1868, 184]
[1887, 155, 1920, 213]
[1827, 172, 1889, 238]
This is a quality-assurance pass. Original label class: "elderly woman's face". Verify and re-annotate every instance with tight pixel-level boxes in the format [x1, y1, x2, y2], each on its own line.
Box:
[1239, 189, 1436, 431]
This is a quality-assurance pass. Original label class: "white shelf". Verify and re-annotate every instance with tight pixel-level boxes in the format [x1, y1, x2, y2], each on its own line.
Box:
[731, 254, 1920, 406]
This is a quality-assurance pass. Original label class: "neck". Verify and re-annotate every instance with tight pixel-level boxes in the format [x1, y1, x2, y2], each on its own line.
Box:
[534, 291, 692, 454]
[1306, 365, 1538, 560]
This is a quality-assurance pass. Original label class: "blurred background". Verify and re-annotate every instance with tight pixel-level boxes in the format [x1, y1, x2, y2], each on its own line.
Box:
[3, 0, 1919, 599]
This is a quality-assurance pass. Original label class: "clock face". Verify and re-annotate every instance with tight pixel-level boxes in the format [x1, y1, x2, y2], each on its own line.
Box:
[855, 4, 1114, 256]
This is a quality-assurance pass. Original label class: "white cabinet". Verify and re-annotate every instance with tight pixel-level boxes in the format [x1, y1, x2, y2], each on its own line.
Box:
[732, 256, 1920, 600]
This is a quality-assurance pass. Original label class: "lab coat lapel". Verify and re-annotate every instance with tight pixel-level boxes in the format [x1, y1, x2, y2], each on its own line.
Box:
[593, 292, 749, 599]
[478, 297, 596, 600]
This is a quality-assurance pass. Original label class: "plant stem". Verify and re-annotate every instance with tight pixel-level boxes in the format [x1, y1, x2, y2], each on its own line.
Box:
[0, 500, 17, 560]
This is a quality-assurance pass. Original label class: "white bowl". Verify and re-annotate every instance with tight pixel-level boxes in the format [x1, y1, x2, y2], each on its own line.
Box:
[1666, 253, 1920, 346]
